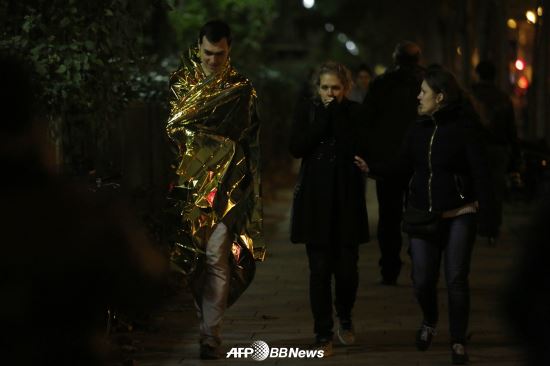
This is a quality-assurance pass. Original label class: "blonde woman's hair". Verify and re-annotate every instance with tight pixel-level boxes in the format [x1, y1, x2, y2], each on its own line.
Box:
[311, 61, 352, 95]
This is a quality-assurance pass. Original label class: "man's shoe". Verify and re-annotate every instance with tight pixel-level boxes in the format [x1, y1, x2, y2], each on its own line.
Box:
[451, 343, 469, 364]
[312, 338, 333, 357]
[200, 344, 221, 360]
[336, 322, 356, 345]
[416, 323, 436, 351]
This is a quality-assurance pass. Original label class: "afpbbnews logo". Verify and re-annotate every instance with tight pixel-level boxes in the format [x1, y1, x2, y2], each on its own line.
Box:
[226, 340, 324, 360]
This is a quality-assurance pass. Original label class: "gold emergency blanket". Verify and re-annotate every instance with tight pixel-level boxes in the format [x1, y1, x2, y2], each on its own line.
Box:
[166, 48, 265, 293]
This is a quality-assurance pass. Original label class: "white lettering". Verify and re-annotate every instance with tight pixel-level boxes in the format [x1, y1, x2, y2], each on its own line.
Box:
[226, 348, 254, 358]
[269, 348, 279, 357]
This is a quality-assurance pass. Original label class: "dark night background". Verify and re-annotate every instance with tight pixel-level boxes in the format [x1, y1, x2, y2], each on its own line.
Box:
[1, 1, 550, 365]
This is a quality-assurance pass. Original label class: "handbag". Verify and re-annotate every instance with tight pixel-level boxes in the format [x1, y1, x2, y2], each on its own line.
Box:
[402, 205, 442, 236]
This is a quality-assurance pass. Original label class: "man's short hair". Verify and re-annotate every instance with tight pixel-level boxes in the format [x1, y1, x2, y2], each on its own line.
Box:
[198, 20, 232, 46]
[356, 63, 372, 76]
[475, 60, 496, 81]
[392, 41, 421, 66]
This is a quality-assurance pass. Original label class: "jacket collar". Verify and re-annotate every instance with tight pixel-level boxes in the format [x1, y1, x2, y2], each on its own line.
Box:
[417, 101, 464, 124]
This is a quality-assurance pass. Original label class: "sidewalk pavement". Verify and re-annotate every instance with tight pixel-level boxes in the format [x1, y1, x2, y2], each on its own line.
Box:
[127, 179, 530, 366]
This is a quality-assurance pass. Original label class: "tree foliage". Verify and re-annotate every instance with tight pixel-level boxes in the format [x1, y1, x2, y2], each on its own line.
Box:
[166, 0, 277, 76]
[0, 0, 152, 118]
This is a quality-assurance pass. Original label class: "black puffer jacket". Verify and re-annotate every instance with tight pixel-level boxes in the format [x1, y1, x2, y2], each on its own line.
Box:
[401, 102, 497, 234]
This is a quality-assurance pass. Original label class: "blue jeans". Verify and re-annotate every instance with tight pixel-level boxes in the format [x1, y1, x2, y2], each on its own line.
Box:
[409, 213, 476, 344]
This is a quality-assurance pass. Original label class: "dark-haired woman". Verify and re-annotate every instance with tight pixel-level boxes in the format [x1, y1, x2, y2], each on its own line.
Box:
[357, 67, 496, 364]
[290, 61, 369, 356]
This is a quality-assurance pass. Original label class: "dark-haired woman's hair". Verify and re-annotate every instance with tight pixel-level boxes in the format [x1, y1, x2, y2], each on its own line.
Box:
[424, 66, 464, 106]
[311, 61, 352, 96]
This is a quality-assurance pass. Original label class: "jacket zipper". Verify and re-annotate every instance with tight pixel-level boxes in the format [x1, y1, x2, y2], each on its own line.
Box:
[428, 119, 438, 212]
[454, 174, 465, 199]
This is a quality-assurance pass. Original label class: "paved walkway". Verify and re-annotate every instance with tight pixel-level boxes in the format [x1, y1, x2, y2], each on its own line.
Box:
[127, 179, 530, 366]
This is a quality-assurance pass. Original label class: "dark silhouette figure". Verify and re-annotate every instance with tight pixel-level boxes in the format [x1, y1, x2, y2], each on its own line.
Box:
[471, 60, 520, 240]
[0, 53, 166, 366]
[505, 192, 550, 366]
[363, 41, 424, 284]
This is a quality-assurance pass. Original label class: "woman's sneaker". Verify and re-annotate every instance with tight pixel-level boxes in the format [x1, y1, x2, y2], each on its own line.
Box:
[451, 343, 469, 364]
[416, 323, 436, 351]
[312, 337, 333, 357]
[336, 321, 356, 345]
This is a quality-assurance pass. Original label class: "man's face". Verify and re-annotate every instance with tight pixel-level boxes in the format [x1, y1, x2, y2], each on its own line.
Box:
[356, 70, 371, 89]
[198, 36, 230, 76]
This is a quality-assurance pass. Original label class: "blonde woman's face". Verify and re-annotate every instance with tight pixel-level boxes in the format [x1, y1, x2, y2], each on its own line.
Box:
[318, 73, 345, 105]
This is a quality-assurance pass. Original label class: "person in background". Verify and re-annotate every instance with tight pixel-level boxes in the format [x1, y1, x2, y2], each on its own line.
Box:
[290, 61, 369, 357]
[348, 63, 372, 103]
[471, 60, 520, 243]
[362, 41, 424, 285]
[0, 53, 166, 366]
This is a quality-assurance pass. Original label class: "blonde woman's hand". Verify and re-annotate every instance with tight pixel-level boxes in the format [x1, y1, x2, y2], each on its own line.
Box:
[322, 96, 334, 107]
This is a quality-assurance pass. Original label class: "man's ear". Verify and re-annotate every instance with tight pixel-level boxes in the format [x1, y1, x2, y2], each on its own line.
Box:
[436, 93, 444, 104]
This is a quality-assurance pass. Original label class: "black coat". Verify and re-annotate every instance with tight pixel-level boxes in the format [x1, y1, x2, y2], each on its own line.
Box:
[362, 65, 424, 174]
[289, 97, 369, 246]
[400, 102, 498, 234]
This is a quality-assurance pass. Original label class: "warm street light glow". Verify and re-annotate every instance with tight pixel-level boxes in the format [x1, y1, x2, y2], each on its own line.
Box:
[324, 23, 335, 32]
[526, 10, 537, 24]
[515, 59, 525, 70]
[303, 0, 315, 9]
[456, 46, 462, 56]
[374, 64, 386, 75]
[507, 19, 517, 29]
[537, 7, 543, 16]
[518, 75, 529, 89]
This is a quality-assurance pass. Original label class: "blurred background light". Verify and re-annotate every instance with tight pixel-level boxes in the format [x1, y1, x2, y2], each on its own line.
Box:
[515, 58, 525, 70]
[374, 64, 387, 76]
[526, 10, 537, 24]
[303, 0, 315, 9]
[345, 40, 359, 56]
[518, 75, 529, 89]
[337, 33, 348, 43]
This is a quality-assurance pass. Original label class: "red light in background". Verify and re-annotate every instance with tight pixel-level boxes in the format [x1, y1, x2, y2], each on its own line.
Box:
[518, 76, 529, 89]
[515, 59, 525, 70]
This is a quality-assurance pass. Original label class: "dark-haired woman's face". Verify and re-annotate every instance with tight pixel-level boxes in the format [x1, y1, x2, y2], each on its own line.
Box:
[417, 80, 443, 116]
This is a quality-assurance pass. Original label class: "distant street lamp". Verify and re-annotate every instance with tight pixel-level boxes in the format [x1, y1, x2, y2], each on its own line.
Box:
[345, 40, 359, 56]
[526, 10, 537, 24]
[303, 0, 315, 9]
[537, 6, 543, 16]
[507, 18, 517, 29]
[518, 75, 529, 89]
[515, 59, 525, 71]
